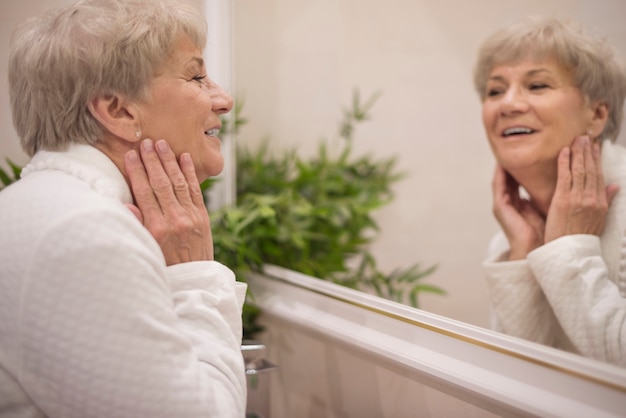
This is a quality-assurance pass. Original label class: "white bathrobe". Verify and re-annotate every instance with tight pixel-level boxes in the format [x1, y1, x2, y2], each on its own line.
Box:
[484, 140, 626, 367]
[0, 144, 248, 417]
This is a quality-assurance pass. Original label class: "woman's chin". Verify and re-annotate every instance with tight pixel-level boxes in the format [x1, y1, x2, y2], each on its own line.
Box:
[498, 155, 556, 175]
[198, 158, 224, 181]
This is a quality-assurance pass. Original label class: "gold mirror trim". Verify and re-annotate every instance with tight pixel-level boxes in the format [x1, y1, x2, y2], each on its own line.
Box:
[259, 267, 626, 394]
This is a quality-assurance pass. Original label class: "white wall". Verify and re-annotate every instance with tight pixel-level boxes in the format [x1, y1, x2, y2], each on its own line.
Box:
[232, 0, 626, 327]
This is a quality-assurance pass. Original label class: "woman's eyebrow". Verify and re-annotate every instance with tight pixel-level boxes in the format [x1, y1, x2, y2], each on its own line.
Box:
[488, 68, 552, 82]
[487, 75, 506, 82]
[184, 56, 205, 70]
[526, 68, 552, 76]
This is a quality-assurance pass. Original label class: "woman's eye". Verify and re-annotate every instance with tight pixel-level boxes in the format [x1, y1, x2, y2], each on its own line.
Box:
[192, 75, 207, 83]
[529, 83, 548, 90]
[487, 88, 503, 97]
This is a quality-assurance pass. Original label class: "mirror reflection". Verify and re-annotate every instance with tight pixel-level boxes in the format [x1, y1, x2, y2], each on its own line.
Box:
[476, 16, 625, 368]
[232, 0, 626, 368]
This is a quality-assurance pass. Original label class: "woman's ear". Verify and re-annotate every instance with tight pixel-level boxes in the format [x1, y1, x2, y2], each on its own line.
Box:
[88, 93, 142, 143]
[587, 102, 609, 140]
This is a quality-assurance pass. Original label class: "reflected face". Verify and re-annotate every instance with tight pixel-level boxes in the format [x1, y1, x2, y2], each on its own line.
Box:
[135, 34, 233, 182]
[481, 58, 594, 173]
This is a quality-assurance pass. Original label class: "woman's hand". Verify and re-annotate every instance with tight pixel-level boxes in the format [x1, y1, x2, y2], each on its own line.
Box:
[124, 138, 214, 265]
[544, 136, 619, 243]
[492, 164, 546, 260]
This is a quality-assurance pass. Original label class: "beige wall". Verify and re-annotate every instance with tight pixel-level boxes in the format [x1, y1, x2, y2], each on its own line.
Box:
[232, 0, 626, 327]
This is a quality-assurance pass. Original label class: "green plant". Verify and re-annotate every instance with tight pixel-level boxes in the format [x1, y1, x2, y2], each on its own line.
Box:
[0, 159, 22, 190]
[209, 90, 443, 326]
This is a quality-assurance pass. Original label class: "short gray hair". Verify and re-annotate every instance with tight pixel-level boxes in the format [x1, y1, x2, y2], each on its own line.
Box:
[473, 16, 626, 141]
[9, 0, 207, 157]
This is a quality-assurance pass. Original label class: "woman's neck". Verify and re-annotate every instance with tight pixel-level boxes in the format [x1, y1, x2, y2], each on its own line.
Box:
[93, 134, 137, 187]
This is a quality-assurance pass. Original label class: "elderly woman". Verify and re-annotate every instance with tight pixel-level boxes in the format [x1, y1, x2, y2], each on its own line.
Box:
[0, 0, 247, 417]
[474, 17, 626, 367]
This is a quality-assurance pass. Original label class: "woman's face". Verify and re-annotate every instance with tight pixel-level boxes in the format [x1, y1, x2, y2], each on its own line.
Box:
[481, 57, 596, 173]
[135, 34, 233, 182]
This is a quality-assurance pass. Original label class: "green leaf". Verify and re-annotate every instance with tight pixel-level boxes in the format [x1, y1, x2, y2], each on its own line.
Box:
[7, 159, 22, 180]
[0, 166, 13, 188]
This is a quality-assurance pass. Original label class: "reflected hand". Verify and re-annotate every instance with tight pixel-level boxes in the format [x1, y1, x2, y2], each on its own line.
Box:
[492, 164, 545, 260]
[544, 136, 619, 243]
[124, 139, 213, 265]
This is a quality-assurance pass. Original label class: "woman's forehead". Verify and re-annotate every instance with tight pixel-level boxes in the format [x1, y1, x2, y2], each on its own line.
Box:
[490, 48, 573, 74]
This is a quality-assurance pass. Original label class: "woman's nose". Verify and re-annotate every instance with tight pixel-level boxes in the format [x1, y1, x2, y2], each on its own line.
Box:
[500, 88, 529, 115]
[211, 84, 234, 115]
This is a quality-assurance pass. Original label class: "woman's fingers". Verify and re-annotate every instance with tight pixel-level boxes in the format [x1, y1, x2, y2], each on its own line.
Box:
[179, 152, 207, 209]
[583, 137, 598, 194]
[138, 139, 184, 214]
[491, 164, 544, 259]
[154, 140, 195, 208]
[131, 139, 203, 211]
[557, 145, 572, 191]
[569, 136, 586, 192]
[124, 147, 162, 218]
[124, 139, 213, 265]
[546, 136, 617, 241]
[545, 140, 579, 242]
[555, 136, 600, 196]
[574, 136, 601, 213]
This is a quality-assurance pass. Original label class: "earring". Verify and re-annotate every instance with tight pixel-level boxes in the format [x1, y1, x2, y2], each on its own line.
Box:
[135, 130, 142, 139]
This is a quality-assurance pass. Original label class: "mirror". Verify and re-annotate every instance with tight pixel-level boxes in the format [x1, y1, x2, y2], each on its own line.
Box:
[2, 0, 625, 374]
[232, 0, 626, 368]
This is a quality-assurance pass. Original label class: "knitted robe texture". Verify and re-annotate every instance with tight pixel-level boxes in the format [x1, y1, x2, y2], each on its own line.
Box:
[0, 144, 248, 417]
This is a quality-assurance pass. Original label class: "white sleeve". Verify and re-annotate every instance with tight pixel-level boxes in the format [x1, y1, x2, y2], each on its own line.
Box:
[482, 232, 565, 347]
[528, 234, 626, 367]
[17, 208, 247, 418]
[483, 257, 563, 346]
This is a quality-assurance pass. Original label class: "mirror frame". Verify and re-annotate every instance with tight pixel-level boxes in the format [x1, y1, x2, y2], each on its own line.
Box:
[247, 265, 626, 417]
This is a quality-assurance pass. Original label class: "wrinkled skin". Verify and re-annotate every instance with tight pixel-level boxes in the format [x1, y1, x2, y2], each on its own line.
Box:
[124, 139, 214, 265]
[492, 136, 619, 260]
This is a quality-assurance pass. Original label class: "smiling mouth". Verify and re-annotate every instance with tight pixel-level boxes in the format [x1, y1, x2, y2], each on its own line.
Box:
[205, 128, 220, 137]
[502, 127, 536, 137]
